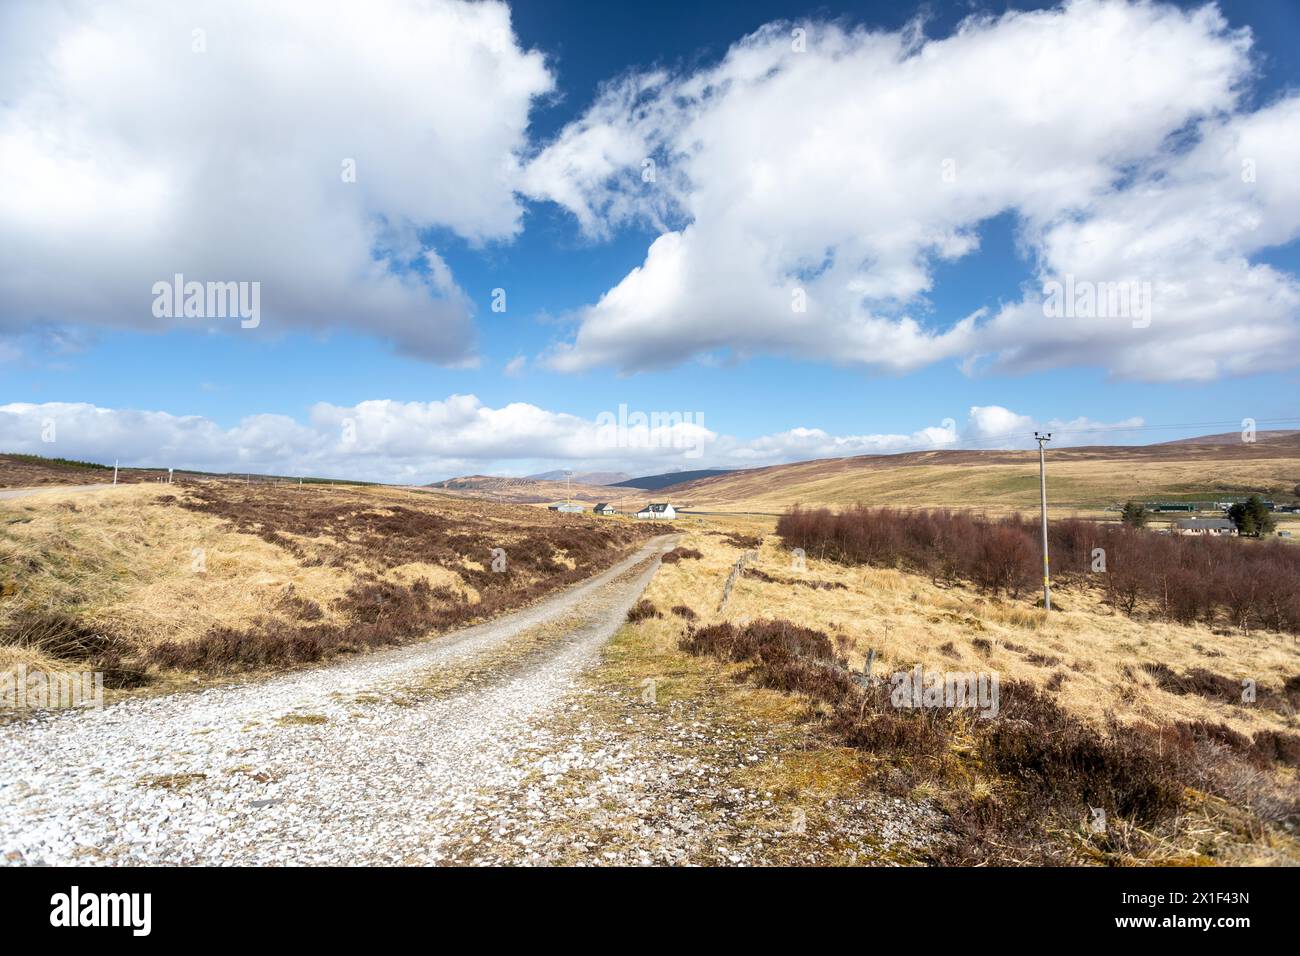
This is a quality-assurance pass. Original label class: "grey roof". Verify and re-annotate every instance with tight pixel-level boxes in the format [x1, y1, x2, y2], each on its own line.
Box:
[640, 502, 672, 512]
[1175, 518, 1235, 530]
[594, 502, 613, 510]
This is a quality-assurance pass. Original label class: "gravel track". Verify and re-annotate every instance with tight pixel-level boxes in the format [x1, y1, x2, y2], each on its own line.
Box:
[0, 536, 676, 866]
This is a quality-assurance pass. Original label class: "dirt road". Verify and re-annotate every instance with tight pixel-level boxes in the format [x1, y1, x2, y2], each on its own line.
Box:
[0, 537, 676, 865]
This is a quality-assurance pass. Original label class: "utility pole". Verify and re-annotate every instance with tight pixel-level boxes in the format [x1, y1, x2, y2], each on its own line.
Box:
[1035, 431, 1052, 611]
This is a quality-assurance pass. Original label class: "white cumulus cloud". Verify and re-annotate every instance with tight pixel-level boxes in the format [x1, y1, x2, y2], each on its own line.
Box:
[1, 400, 1144, 483]
[0, 0, 553, 361]
[524, 0, 1300, 381]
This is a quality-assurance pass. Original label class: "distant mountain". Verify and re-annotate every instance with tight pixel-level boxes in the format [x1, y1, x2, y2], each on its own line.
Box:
[426, 430, 1300, 511]
[525, 469, 631, 485]
[612, 468, 736, 491]
[424, 474, 618, 504]
[1158, 429, 1299, 445]
[650, 431, 1300, 512]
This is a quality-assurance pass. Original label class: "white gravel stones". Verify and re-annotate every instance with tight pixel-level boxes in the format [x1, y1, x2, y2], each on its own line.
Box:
[442, 687, 945, 866]
[0, 540, 673, 866]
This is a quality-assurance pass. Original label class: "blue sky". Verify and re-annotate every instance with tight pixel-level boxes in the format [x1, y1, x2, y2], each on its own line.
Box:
[2, 0, 1299, 481]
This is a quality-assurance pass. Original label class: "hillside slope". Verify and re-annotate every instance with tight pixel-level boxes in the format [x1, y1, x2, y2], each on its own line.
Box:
[525, 470, 631, 485]
[0, 453, 374, 489]
[0, 481, 662, 693]
[425, 475, 621, 504]
[610, 468, 734, 490]
[654, 433, 1300, 513]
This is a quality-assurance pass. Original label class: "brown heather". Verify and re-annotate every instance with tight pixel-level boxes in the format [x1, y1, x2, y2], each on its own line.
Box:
[778, 505, 1300, 634]
[678, 617, 1300, 863]
[659, 547, 703, 563]
[626, 599, 661, 623]
[2, 481, 668, 682]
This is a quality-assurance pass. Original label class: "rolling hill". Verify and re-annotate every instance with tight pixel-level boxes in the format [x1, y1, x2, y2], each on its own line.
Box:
[1158, 430, 1300, 445]
[649, 432, 1300, 514]
[423, 474, 624, 504]
[609, 468, 735, 490]
[525, 469, 632, 485]
[0, 453, 376, 489]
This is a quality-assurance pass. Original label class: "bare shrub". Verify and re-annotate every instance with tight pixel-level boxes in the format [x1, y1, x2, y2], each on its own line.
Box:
[660, 547, 703, 563]
[2, 609, 147, 688]
[1252, 730, 1300, 768]
[675, 616, 1289, 863]
[777, 505, 1300, 634]
[982, 681, 1188, 824]
[1024, 652, 1061, 666]
[681, 619, 853, 704]
[827, 681, 955, 759]
[276, 586, 324, 621]
[626, 599, 661, 623]
[1142, 662, 1242, 704]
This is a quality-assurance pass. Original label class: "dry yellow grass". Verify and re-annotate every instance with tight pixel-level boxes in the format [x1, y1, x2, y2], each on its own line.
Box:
[550, 589, 928, 865]
[0, 485, 355, 676]
[649, 518, 1300, 742]
[0, 480, 657, 687]
[620, 517, 1300, 863]
[385, 561, 475, 600]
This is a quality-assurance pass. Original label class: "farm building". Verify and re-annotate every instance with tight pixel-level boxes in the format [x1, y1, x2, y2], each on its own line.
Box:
[593, 503, 617, 515]
[1174, 518, 1236, 536]
[635, 502, 676, 520]
[548, 503, 585, 513]
[1215, 499, 1277, 512]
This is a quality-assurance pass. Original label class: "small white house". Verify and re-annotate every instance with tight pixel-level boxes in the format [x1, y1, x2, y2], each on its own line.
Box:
[1174, 518, 1236, 536]
[593, 503, 617, 515]
[635, 502, 676, 520]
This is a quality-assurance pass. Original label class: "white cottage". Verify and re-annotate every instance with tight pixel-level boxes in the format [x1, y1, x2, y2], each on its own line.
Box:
[635, 502, 676, 520]
[1174, 518, 1236, 536]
